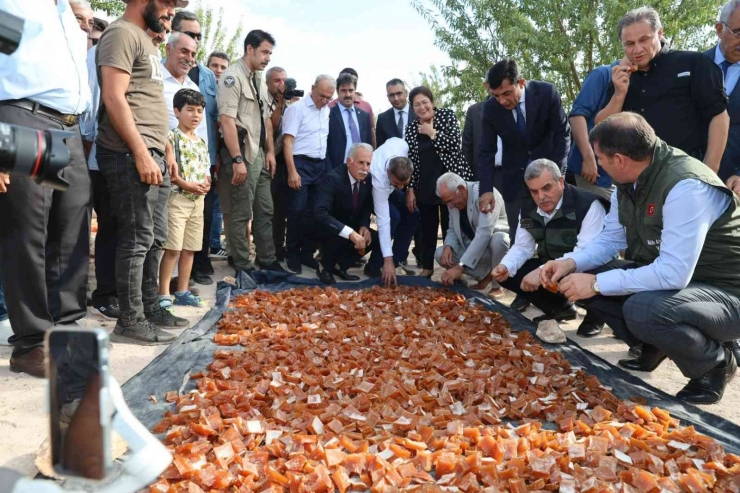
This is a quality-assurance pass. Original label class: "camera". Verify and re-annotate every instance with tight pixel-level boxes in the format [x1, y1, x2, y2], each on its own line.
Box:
[283, 78, 304, 100]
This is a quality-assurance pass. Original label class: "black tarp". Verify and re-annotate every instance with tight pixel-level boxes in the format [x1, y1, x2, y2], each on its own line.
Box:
[122, 277, 740, 455]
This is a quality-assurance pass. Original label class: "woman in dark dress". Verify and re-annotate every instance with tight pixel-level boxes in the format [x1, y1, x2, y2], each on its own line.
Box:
[405, 86, 473, 278]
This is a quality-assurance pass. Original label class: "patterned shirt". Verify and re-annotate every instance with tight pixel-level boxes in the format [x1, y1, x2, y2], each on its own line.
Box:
[168, 128, 210, 201]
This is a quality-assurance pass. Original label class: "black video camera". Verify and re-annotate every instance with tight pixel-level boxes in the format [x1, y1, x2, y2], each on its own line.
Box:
[0, 9, 71, 191]
[283, 78, 304, 100]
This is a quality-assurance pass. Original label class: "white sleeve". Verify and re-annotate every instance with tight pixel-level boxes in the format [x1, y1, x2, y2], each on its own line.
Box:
[499, 218, 537, 277]
[372, 181, 394, 258]
[567, 190, 626, 272]
[597, 180, 731, 295]
[339, 226, 353, 239]
[281, 103, 300, 138]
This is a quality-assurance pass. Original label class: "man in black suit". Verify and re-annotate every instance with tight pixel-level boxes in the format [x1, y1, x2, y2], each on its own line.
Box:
[462, 83, 500, 181]
[478, 59, 570, 243]
[376, 78, 417, 147]
[327, 73, 373, 170]
[313, 143, 377, 285]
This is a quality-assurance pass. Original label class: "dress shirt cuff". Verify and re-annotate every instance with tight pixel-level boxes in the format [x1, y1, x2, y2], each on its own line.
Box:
[595, 271, 629, 297]
[499, 257, 520, 278]
[339, 226, 353, 239]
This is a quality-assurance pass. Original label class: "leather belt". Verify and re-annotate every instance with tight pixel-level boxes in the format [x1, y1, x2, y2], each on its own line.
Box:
[0, 99, 80, 126]
[294, 154, 323, 163]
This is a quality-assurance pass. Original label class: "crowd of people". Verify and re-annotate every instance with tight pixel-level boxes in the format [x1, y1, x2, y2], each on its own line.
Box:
[1, 0, 740, 405]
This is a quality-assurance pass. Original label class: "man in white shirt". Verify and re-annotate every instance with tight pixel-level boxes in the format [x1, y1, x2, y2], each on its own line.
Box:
[492, 159, 608, 336]
[282, 74, 335, 274]
[0, 0, 92, 377]
[366, 138, 421, 286]
[162, 33, 206, 139]
[542, 113, 740, 404]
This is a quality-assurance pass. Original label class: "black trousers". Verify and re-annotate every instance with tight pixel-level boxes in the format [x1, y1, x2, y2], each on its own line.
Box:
[89, 170, 118, 304]
[500, 258, 572, 314]
[418, 203, 449, 270]
[320, 228, 379, 272]
[271, 154, 288, 259]
[192, 167, 216, 276]
[504, 183, 531, 246]
[0, 104, 91, 352]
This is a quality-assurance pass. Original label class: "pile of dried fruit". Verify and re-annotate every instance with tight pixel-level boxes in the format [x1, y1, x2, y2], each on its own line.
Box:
[149, 286, 740, 492]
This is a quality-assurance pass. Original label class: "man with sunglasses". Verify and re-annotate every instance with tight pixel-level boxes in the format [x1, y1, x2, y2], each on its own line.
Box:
[171, 10, 221, 285]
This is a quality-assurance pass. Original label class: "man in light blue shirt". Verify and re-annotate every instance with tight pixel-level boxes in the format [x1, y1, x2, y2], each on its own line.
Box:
[0, 0, 92, 377]
[541, 113, 740, 405]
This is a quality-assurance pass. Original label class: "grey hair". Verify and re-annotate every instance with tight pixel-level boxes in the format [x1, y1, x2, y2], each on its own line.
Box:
[388, 156, 413, 182]
[524, 159, 562, 182]
[167, 31, 184, 47]
[436, 172, 466, 198]
[721, 0, 740, 23]
[314, 74, 336, 87]
[69, 0, 92, 8]
[617, 7, 662, 39]
[266, 66, 286, 80]
[348, 143, 373, 160]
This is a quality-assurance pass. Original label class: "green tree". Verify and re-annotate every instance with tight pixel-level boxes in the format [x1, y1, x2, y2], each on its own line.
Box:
[411, 0, 722, 110]
[90, 0, 124, 17]
[416, 65, 467, 125]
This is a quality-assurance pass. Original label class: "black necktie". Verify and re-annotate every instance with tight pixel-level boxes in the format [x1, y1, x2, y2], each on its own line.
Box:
[352, 181, 359, 212]
[460, 207, 475, 240]
[515, 102, 526, 138]
[252, 72, 266, 149]
[397, 110, 404, 138]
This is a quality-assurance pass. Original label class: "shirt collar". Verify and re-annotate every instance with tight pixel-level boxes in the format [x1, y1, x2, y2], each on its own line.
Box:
[715, 44, 737, 66]
[305, 96, 317, 108]
[348, 170, 358, 186]
[239, 57, 255, 77]
[394, 102, 409, 116]
[519, 86, 526, 105]
[162, 64, 188, 85]
[340, 103, 356, 114]
[537, 196, 563, 219]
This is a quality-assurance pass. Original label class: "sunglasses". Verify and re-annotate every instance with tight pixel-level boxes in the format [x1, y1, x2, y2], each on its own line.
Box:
[183, 31, 202, 41]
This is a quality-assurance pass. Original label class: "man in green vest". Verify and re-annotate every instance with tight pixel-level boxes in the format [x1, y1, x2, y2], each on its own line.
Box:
[542, 113, 740, 404]
[491, 159, 609, 337]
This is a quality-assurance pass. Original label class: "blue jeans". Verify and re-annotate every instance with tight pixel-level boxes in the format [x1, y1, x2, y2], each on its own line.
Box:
[209, 191, 223, 249]
[368, 189, 421, 269]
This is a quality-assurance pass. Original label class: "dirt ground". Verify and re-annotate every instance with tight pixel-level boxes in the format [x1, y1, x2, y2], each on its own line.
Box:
[1, 251, 738, 478]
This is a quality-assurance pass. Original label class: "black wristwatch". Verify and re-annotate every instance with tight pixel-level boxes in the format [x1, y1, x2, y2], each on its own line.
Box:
[232, 155, 244, 164]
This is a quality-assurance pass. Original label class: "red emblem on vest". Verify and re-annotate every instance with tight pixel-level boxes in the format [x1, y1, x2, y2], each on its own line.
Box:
[647, 204, 656, 216]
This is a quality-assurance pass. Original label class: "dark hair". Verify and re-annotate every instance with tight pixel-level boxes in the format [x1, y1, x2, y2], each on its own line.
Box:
[92, 17, 108, 33]
[386, 78, 405, 89]
[336, 73, 357, 89]
[408, 86, 434, 105]
[339, 67, 358, 78]
[486, 59, 521, 89]
[207, 51, 229, 66]
[172, 10, 198, 32]
[589, 112, 657, 161]
[244, 29, 276, 52]
[173, 89, 205, 111]
[388, 156, 413, 182]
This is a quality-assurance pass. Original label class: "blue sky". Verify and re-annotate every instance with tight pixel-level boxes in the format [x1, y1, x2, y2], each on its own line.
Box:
[182, 0, 450, 115]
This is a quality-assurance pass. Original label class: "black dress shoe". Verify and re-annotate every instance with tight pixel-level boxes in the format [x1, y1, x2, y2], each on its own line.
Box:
[261, 261, 287, 273]
[628, 344, 643, 358]
[286, 256, 302, 274]
[676, 348, 737, 404]
[577, 321, 604, 337]
[724, 340, 740, 367]
[532, 304, 578, 323]
[190, 273, 214, 285]
[318, 268, 336, 285]
[333, 268, 360, 281]
[510, 296, 530, 313]
[618, 344, 667, 372]
[363, 265, 381, 278]
[301, 256, 320, 270]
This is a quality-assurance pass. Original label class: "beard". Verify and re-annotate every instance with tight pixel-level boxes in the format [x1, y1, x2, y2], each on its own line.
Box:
[143, 0, 165, 33]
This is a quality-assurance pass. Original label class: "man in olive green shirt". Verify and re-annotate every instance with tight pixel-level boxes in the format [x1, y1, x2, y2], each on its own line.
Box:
[542, 113, 740, 405]
[217, 29, 283, 275]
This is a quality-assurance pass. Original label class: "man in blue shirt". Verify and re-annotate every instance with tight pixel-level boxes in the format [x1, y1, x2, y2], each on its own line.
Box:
[171, 10, 221, 285]
[567, 63, 617, 201]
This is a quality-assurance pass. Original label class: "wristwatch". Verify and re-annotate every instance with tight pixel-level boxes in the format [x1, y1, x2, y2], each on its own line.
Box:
[232, 155, 244, 164]
[591, 278, 601, 294]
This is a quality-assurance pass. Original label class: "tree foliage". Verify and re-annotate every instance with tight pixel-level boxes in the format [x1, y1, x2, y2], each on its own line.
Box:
[411, 0, 722, 111]
[90, 0, 124, 17]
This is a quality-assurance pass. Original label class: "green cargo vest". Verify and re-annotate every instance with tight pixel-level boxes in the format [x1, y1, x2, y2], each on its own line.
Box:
[520, 184, 609, 261]
[616, 140, 740, 298]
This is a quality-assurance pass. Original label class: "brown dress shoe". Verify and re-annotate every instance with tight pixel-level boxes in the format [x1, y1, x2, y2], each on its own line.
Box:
[9, 347, 46, 378]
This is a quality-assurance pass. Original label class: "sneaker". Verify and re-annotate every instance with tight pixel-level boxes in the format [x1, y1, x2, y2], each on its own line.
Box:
[147, 302, 189, 329]
[112, 319, 176, 346]
[398, 261, 416, 276]
[91, 299, 121, 320]
[0, 319, 12, 346]
[209, 247, 228, 259]
[190, 272, 214, 285]
[174, 291, 206, 307]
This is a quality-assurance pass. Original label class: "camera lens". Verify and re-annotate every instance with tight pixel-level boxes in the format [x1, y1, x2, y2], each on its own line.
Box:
[0, 123, 72, 190]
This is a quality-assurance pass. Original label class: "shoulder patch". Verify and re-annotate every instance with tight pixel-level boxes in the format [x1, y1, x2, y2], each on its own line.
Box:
[224, 75, 235, 87]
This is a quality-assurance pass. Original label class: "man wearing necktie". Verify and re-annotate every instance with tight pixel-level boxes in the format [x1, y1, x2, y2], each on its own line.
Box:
[326, 73, 373, 170]
[313, 144, 377, 285]
[706, 0, 740, 365]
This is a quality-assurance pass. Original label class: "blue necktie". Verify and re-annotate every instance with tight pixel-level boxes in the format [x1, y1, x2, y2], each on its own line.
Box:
[721, 60, 733, 81]
[515, 102, 526, 138]
[346, 108, 360, 144]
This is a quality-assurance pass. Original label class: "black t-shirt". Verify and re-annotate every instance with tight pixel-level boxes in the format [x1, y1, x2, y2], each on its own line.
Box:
[604, 43, 727, 158]
[188, 64, 200, 86]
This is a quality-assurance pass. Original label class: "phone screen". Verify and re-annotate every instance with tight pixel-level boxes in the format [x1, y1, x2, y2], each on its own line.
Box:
[48, 329, 108, 480]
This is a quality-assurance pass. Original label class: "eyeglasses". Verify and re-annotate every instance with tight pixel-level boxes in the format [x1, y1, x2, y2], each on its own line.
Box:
[723, 22, 740, 38]
[183, 31, 202, 41]
[412, 99, 432, 109]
